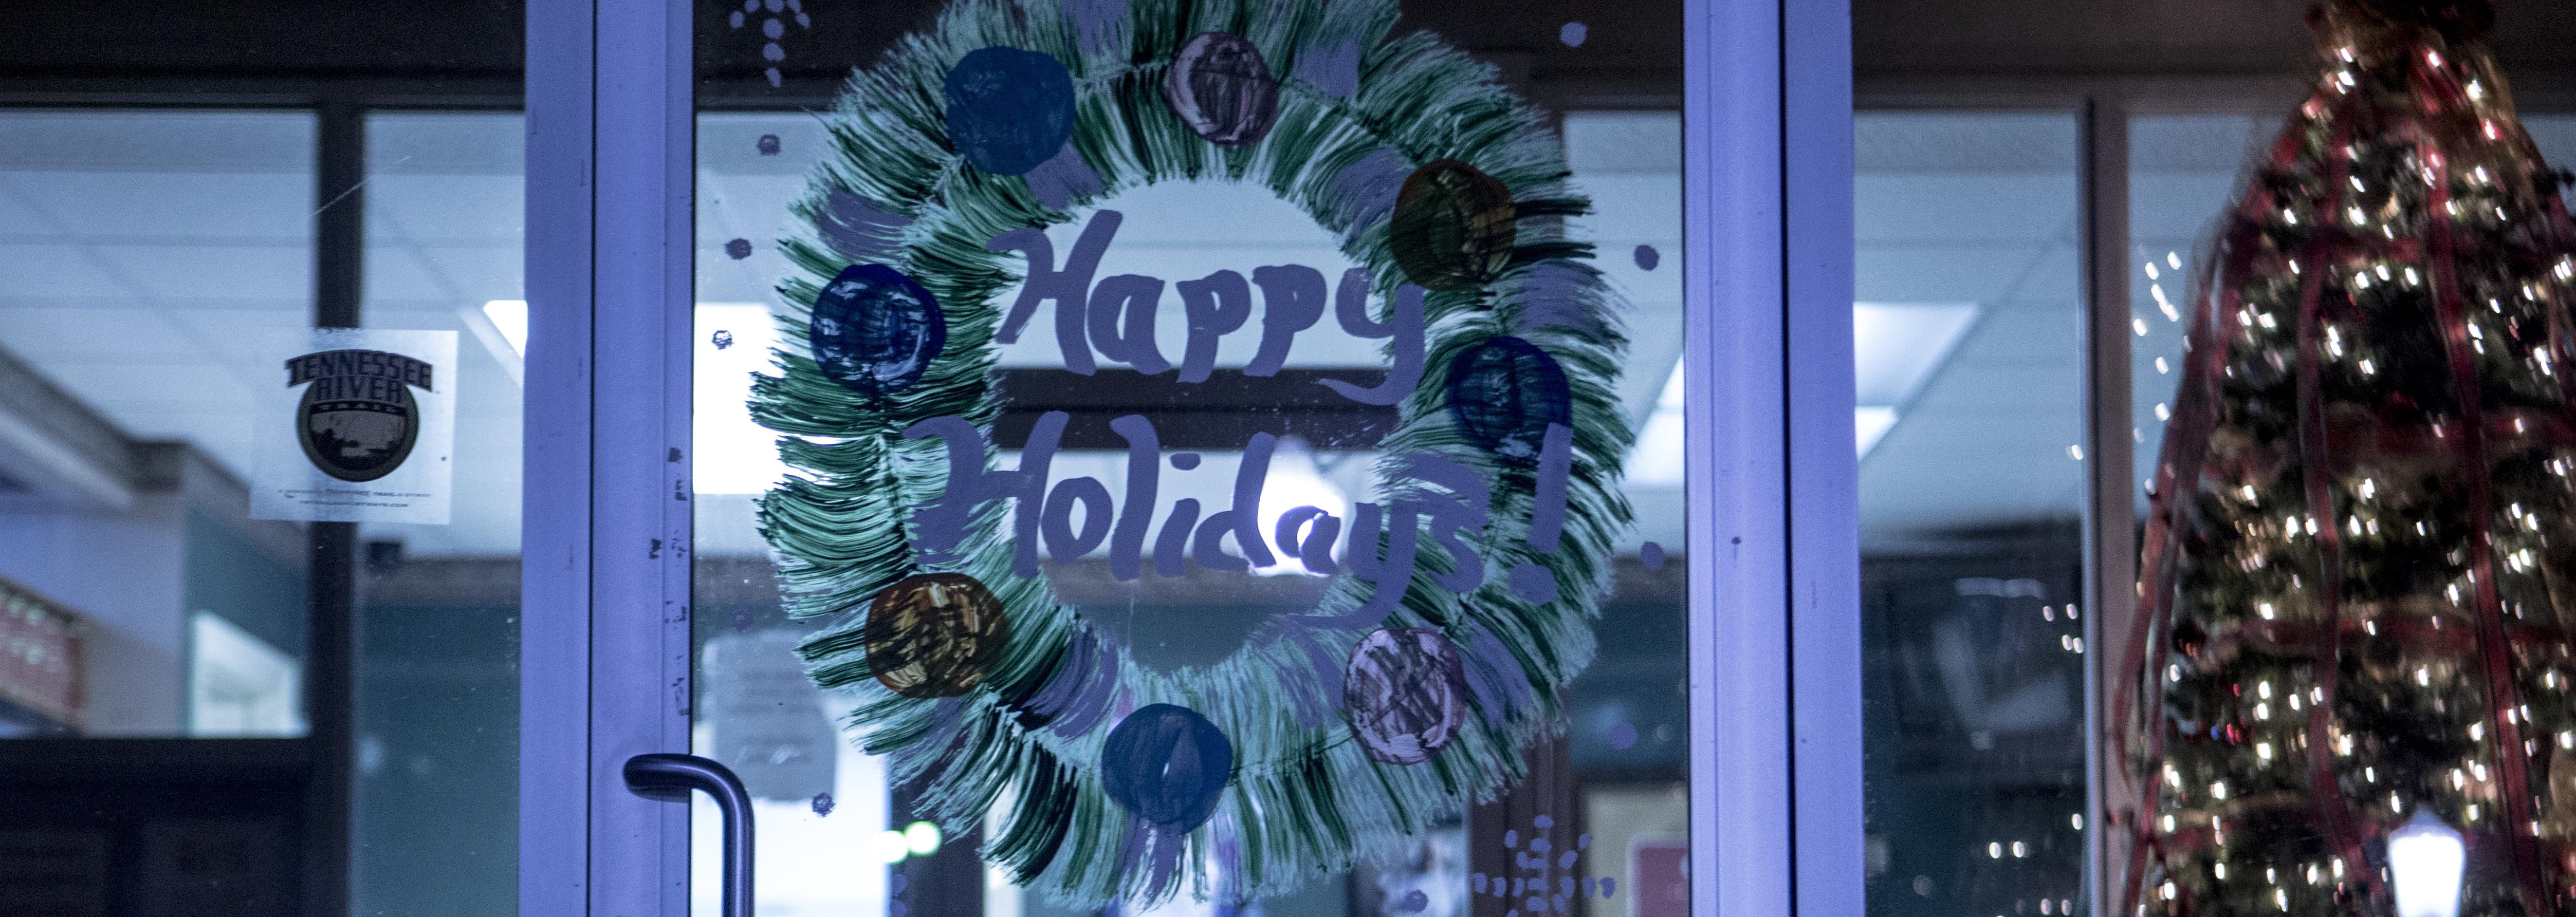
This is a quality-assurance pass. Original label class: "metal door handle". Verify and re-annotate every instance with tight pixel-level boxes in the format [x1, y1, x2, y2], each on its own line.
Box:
[624, 753, 754, 917]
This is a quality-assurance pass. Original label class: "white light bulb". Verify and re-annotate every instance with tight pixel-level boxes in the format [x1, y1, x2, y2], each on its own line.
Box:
[2388, 809, 2465, 917]
[905, 820, 943, 855]
[872, 829, 912, 864]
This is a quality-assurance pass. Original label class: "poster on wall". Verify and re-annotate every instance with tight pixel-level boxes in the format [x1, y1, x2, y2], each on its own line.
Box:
[251, 327, 456, 525]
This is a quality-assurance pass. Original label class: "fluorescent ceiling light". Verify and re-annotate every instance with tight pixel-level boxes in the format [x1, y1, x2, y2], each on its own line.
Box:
[481, 299, 529, 355]
[1631, 301, 1955, 477]
[1852, 302, 1977, 460]
[1625, 364, 1685, 485]
[484, 298, 793, 493]
[464, 300, 528, 385]
[1253, 438, 1347, 576]
[1855, 406, 1899, 457]
[1853, 302, 1977, 404]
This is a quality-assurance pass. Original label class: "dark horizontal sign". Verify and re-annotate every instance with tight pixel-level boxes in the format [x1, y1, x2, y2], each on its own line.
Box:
[0, 575, 82, 729]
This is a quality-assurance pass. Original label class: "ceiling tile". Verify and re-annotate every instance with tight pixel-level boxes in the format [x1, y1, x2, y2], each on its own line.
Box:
[368, 174, 524, 243]
[11, 172, 309, 241]
[0, 244, 130, 300]
[0, 307, 201, 358]
[103, 244, 309, 302]
[1857, 174, 2077, 245]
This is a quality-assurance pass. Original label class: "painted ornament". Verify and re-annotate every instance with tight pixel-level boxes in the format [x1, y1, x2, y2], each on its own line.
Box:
[1098, 703, 1234, 832]
[1446, 335, 1572, 461]
[808, 263, 947, 397]
[1163, 32, 1279, 146]
[944, 46, 1078, 175]
[1388, 159, 1517, 290]
[862, 572, 1009, 698]
[1342, 627, 1467, 765]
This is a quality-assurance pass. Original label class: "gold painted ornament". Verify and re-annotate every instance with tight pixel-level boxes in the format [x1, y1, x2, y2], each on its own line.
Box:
[1388, 159, 1516, 291]
[863, 572, 1010, 698]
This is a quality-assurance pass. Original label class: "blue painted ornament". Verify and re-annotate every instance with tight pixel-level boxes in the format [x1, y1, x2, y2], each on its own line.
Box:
[944, 47, 1078, 176]
[809, 263, 946, 396]
[1446, 336, 1572, 461]
[1098, 703, 1232, 832]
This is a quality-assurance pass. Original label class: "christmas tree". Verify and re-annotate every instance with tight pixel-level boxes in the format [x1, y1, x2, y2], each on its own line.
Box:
[2119, 1, 2576, 915]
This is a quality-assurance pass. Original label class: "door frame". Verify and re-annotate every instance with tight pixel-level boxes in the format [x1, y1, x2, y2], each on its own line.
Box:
[519, 1, 1860, 913]
[521, 0, 695, 913]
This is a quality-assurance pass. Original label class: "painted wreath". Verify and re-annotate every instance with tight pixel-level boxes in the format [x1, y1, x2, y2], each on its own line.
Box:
[752, 0, 1635, 906]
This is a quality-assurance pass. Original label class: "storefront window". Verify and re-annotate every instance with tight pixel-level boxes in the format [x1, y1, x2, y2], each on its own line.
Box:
[1856, 110, 2087, 917]
[0, 109, 317, 739]
[352, 109, 527, 917]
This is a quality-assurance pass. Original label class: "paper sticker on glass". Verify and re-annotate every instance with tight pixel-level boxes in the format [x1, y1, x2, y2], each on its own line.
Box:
[253, 327, 456, 525]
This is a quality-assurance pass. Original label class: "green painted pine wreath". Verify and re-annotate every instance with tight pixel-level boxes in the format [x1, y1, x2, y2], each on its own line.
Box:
[751, 0, 1635, 905]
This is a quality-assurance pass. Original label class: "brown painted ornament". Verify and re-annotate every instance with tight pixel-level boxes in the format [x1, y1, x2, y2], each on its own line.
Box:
[1388, 159, 1516, 291]
[1163, 31, 1279, 146]
[863, 572, 1010, 698]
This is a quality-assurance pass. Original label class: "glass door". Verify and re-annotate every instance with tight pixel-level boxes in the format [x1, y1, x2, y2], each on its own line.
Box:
[684, 1, 1697, 915]
[521, 1, 1859, 915]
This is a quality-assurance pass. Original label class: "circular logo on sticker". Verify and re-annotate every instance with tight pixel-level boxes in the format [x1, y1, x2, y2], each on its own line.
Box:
[286, 348, 433, 482]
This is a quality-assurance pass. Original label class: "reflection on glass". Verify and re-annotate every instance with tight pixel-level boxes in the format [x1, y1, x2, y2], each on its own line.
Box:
[2133, 114, 2576, 490]
[0, 109, 316, 738]
[1856, 111, 2088, 917]
[2129, 115, 2275, 508]
[353, 110, 527, 916]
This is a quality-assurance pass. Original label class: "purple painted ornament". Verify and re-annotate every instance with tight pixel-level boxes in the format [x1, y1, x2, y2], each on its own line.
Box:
[1163, 32, 1279, 146]
[1341, 627, 1467, 765]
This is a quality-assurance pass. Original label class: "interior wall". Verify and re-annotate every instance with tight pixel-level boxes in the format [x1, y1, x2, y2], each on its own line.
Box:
[0, 495, 187, 735]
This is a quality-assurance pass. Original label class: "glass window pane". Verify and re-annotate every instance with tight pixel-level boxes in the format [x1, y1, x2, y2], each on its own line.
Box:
[693, 4, 1689, 915]
[353, 109, 527, 917]
[1856, 110, 2089, 917]
[2129, 114, 2277, 501]
[0, 109, 317, 738]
